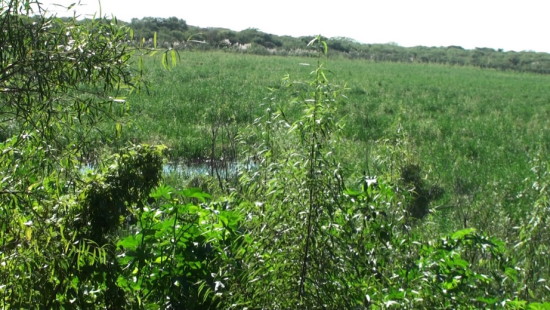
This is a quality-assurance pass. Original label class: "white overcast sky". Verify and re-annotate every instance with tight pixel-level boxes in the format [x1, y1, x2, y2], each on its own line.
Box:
[37, 0, 550, 53]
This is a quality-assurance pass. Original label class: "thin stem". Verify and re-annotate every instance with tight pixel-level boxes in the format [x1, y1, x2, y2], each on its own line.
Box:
[298, 69, 323, 300]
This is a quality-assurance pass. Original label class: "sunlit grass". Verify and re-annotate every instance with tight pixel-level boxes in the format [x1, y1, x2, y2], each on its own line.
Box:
[121, 50, 550, 233]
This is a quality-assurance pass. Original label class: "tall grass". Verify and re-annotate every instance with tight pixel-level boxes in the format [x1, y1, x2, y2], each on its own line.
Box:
[122, 52, 313, 159]
[121, 50, 550, 235]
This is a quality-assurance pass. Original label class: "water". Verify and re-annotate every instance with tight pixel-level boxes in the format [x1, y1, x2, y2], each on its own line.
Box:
[162, 160, 255, 179]
[80, 160, 254, 180]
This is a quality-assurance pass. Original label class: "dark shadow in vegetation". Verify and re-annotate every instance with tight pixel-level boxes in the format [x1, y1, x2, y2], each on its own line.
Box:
[400, 164, 444, 219]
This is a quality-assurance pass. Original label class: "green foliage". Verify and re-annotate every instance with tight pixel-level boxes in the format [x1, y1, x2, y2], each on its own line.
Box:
[0, 0, 133, 158]
[223, 37, 512, 308]
[232, 36, 359, 308]
[2, 2, 550, 308]
[80, 144, 166, 243]
[507, 300, 550, 310]
[515, 152, 550, 301]
[116, 185, 241, 308]
[0, 142, 165, 308]
[130, 16, 188, 44]
[227, 53, 514, 304]
[120, 50, 550, 236]
[409, 228, 509, 308]
[0, 1, 163, 307]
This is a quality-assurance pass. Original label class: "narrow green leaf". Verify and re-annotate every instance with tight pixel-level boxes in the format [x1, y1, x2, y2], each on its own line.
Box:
[150, 184, 173, 199]
[170, 49, 177, 67]
[138, 57, 143, 71]
[162, 53, 168, 70]
[115, 122, 122, 138]
[320, 71, 328, 82]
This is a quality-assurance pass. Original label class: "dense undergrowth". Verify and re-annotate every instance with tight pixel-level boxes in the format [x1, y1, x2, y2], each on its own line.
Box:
[1, 1, 550, 308]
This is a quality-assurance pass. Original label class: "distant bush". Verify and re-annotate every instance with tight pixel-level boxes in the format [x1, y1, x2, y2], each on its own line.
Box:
[125, 17, 550, 74]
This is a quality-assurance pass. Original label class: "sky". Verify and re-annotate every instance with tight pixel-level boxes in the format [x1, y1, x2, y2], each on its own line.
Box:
[37, 0, 550, 53]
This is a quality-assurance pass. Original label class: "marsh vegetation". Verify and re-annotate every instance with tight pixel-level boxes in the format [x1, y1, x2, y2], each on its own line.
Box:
[1, 2, 549, 308]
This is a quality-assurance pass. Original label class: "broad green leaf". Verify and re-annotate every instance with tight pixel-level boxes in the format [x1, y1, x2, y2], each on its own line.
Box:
[449, 257, 469, 269]
[451, 228, 476, 240]
[150, 184, 173, 200]
[117, 276, 128, 288]
[344, 188, 361, 197]
[506, 299, 528, 309]
[180, 188, 211, 202]
[528, 303, 550, 310]
[218, 210, 241, 230]
[117, 235, 139, 250]
[477, 297, 498, 305]
[70, 277, 79, 289]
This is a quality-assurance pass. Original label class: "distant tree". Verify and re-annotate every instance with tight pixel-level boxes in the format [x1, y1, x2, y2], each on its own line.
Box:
[236, 28, 282, 48]
[129, 16, 188, 42]
[447, 45, 465, 50]
[328, 37, 352, 53]
[162, 16, 188, 31]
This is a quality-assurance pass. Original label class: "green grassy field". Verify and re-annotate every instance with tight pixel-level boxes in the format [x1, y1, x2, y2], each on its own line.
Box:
[122, 50, 550, 235]
[7, 10, 550, 306]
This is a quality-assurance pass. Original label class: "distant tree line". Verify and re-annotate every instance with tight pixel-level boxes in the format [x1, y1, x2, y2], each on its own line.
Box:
[125, 17, 550, 74]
